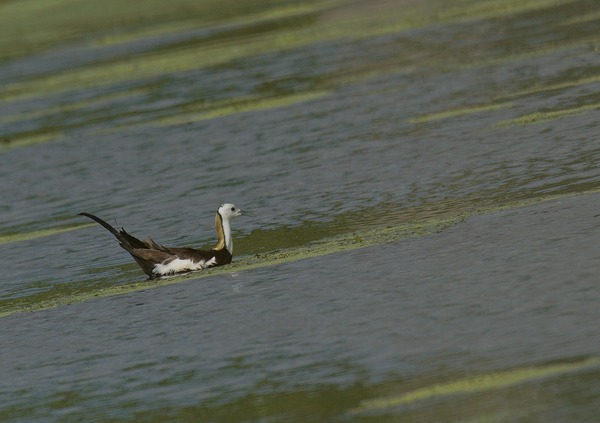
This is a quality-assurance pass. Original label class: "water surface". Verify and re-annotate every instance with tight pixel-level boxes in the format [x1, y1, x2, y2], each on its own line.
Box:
[1, 0, 600, 421]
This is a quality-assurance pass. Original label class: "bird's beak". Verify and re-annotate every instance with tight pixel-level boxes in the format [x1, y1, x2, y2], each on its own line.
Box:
[240, 209, 254, 217]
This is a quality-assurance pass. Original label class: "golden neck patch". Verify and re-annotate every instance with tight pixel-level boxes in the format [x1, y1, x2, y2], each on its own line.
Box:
[214, 212, 226, 250]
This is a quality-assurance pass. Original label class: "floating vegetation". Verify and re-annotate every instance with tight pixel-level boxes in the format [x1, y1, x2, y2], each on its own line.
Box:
[496, 103, 600, 127]
[408, 102, 512, 125]
[0, 223, 94, 245]
[0, 0, 583, 102]
[156, 91, 329, 126]
[3, 186, 600, 318]
[0, 131, 63, 151]
[351, 356, 600, 414]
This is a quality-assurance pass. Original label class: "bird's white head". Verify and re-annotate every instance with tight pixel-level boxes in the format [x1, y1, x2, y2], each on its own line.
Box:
[218, 203, 253, 220]
[215, 203, 253, 253]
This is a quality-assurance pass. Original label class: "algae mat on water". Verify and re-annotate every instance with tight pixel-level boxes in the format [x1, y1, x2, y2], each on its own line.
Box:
[350, 357, 600, 415]
[123, 356, 599, 421]
[1, 0, 597, 154]
[0, 223, 93, 245]
[2, 187, 600, 318]
[0, 0, 580, 101]
[0, 213, 458, 318]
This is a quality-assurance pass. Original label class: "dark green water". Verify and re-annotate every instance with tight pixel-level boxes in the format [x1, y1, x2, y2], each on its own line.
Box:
[1, 0, 600, 421]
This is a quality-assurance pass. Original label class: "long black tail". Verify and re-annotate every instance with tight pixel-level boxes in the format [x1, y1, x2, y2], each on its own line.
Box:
[79, 212, 148, 250]
[79, 212, 121, 237]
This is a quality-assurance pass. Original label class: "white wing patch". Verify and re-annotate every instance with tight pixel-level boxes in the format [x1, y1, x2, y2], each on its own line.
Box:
[203, 257, 217, 268]
[153, 258, 207, 276]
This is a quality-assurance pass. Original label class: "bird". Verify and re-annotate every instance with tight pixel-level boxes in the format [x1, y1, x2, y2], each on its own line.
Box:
[79, 203, 252, 279]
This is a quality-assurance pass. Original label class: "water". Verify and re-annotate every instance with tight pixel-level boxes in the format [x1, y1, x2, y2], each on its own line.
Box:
[1, 0, 600, 421]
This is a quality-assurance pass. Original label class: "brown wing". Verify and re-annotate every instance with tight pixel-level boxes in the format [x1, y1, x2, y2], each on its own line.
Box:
[167, 247, 215, 262]
[165, 247, 232, 267]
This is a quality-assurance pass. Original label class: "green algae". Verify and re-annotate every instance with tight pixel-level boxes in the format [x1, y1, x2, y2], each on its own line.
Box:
[497, 74, 600, 101]
[408, 102, 512, 125]
[0, 0, 298, 61]
[3, 0, 600, 315]
[3, 186, 600, 318]
[112, 356, 597, 421]
[0, 0, 580, 102]
[434, 0, 578, 23]
[0, 223, 94, 245]
[0, 215, 458, 318]
[351, 357, 600, 414]
[1, 0, 597, 151]
[0, 0, 573, 65]
[0, 131, 63, 151]
[91, 1, 343, 48]
[496, 102, 600, 127]
[561, 9, 600, 26]
[0, 1, 336, 102]
[155, 91, 329, 126]
[0, 87, 149, 126]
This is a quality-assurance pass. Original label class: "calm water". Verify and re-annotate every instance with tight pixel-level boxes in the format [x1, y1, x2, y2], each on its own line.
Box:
[1, 0, 600, 421]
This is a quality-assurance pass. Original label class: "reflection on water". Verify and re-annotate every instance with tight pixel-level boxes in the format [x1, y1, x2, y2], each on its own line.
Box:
[1, 0, 600, 421]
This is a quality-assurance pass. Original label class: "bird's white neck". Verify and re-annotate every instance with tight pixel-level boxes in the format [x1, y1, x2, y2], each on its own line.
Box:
[222, 217, 233, 253]
[215, 212, 233, 253]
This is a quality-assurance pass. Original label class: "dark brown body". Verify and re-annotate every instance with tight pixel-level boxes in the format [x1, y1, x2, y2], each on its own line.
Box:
[79, 212, 232, 279]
